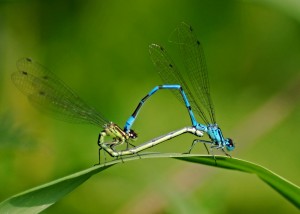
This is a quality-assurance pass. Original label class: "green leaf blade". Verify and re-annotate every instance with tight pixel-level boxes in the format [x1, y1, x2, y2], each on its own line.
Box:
[175, 155, 300, 209]
[0, 153, 299, 213]
[0, 164, 114, 214]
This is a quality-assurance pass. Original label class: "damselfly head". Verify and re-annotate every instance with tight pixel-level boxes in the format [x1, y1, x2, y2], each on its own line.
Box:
[128, 129, 138, 140]
[225, 138, 235, 151]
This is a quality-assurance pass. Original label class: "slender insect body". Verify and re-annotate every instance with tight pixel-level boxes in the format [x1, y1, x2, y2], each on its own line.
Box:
[206, 124, 234, 151]
[12, 22, 236, 165]
[12, 57, 138, 165]
[207, 124, 222, 144]
[101, 126, 204, 157]
[99, 122, 137, 148]
[124, 22, 235, 156]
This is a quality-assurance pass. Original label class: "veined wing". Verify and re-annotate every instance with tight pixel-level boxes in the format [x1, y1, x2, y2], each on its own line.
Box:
[149, 44, 210, 125]
[12, 58, 108, 127]
[174, 22, 216, 124]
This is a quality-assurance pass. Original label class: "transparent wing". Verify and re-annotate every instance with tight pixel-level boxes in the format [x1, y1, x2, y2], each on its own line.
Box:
[149, 44, 210, 125]
[174, 22, 216, 124]
[11, 58, 108, 127]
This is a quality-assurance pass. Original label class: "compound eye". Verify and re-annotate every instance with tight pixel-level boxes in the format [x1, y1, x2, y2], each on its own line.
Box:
[128, 130, 138, 139]
[226, 138, 235, 151]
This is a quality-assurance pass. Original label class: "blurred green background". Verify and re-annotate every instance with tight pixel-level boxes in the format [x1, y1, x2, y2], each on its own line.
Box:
[1, 0, 300, 213]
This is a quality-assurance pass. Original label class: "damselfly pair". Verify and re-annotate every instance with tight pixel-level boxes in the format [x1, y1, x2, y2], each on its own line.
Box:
[11, 23, 234, 165]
